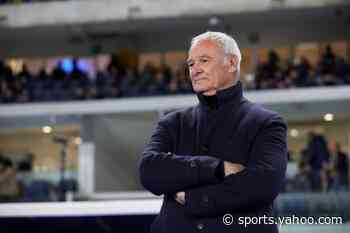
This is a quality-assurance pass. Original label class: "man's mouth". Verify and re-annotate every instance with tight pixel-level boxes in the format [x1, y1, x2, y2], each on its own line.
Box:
[193, 78, 207, 83]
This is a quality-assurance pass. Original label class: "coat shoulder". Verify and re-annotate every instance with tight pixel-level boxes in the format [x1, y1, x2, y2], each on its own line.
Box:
[158, 106, 196, 127]
[243, 100, 286, 128]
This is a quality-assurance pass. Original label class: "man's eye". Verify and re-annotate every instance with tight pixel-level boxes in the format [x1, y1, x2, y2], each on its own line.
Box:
[187, 62, 194, 67]
[199, 58, 208, 63]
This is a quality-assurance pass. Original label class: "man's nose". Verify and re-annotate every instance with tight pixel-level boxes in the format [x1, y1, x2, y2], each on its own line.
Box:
[191, 64, 203, 77]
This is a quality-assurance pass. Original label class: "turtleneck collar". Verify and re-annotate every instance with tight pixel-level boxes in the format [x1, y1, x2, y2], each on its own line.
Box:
[197, 81, 243, 110]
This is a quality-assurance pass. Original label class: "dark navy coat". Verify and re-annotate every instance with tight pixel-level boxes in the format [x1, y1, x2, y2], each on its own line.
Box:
[139, 82, 287, 233]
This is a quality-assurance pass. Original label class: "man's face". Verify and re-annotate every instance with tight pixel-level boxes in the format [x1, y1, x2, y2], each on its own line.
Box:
[187, 39, 237, 95]
[328, 140, 337, 154]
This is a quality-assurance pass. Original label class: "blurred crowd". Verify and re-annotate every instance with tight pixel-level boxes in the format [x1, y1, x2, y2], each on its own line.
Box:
[249, 45, 350, 90]
[0, 152, 77, 202]
[0, 58, 192, 103]
[286, 134, 349, 193]
[1, 45, 350, 104]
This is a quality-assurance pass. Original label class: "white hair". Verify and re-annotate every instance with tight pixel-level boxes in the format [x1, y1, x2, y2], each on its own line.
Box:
[190, 31, 242, 78]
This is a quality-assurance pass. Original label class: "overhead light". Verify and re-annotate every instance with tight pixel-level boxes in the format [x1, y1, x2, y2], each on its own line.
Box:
[290, 129, 299, 138]
[74, 137, 82, 145]
[42, 126, 52, 134]
[208, 16, 220, 26]
[324, 113, 334, 122]
[245, 73, 255, 82]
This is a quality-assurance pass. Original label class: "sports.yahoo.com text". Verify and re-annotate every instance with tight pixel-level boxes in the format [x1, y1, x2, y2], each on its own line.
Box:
[222, 214, 343, 228]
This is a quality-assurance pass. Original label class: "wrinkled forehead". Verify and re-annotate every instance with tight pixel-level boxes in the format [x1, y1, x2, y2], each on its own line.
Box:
[188, 39, 224, 58]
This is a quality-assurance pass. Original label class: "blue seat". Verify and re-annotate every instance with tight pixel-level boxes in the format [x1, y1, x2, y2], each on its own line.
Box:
[22, 180, 52, 202]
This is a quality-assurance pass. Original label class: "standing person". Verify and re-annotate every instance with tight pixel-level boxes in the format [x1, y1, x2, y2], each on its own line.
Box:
[305, 134, 330, 192]
[328, 140, 349, 191]
[139, 31, 288, 233]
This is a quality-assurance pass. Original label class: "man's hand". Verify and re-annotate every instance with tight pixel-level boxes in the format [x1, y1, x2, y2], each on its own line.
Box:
[224, 161, 245, 176]
[173, 163, 244, 205]
[174, 191, 185, 205]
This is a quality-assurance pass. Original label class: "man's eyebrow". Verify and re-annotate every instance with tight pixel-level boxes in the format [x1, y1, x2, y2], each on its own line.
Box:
[198, 55, 211, 59]
[186, 55, 212, 64]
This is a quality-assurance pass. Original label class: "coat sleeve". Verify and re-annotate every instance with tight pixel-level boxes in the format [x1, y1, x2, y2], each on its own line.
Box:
[184, 114, 287, 217]
[139, 116, 224, 196]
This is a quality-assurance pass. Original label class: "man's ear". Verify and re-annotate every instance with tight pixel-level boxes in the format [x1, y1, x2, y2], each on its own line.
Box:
[228, 55, 238, 73]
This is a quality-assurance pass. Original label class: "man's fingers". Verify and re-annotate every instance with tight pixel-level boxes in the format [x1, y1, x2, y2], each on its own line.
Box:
[175, 197, 184, 205]
[174, 192, 185, 205]
[224, 161, 245, 176]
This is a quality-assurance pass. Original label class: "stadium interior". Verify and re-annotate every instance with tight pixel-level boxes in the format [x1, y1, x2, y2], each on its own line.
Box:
[0, 0, 350, 232]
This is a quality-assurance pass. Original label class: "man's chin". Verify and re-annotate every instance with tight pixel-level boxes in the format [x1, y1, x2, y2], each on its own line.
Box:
[193, 85, 208, 93]
[194, 87, 216, 96]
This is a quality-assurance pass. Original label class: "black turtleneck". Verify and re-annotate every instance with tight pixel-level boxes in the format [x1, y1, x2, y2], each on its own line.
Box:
[197, 81, 243, 110]
[195, 81, 244, 180]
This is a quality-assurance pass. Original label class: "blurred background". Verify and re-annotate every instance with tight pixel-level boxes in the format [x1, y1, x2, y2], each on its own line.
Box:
[0, 0, 350, 232]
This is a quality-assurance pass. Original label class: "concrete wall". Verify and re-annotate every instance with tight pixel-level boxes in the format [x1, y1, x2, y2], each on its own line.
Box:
[81, 112, 159, 192]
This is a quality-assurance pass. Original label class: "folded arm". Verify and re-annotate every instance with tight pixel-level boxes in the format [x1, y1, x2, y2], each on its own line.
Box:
[139, 118, 224, 195]
[182, 115, 287, 217]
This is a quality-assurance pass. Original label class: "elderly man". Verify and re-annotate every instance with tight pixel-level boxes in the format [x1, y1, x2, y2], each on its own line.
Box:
[139, 31, 287, 233]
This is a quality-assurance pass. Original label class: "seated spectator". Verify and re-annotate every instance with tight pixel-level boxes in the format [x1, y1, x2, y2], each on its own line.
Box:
[169, 69, 192, 94]
[1, 84, 16, 103]
[304, 69, 321, 87]
[138, 63, 157, 95]
[119, 68, 140, 97]
[335, 57, 350, 84]
[321, 73, 338, 86]
[320, 45, 336, 75]
[159, 63, 173, 85]
[1, 46, 350, 104]
[294, 56, 311, 87]
[52, 62, 66, 81]
[95, 70, 112, 89]
[147, 69, 168, 95]
[0, 153, 20, 202]
[285, 69, 298, 88]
